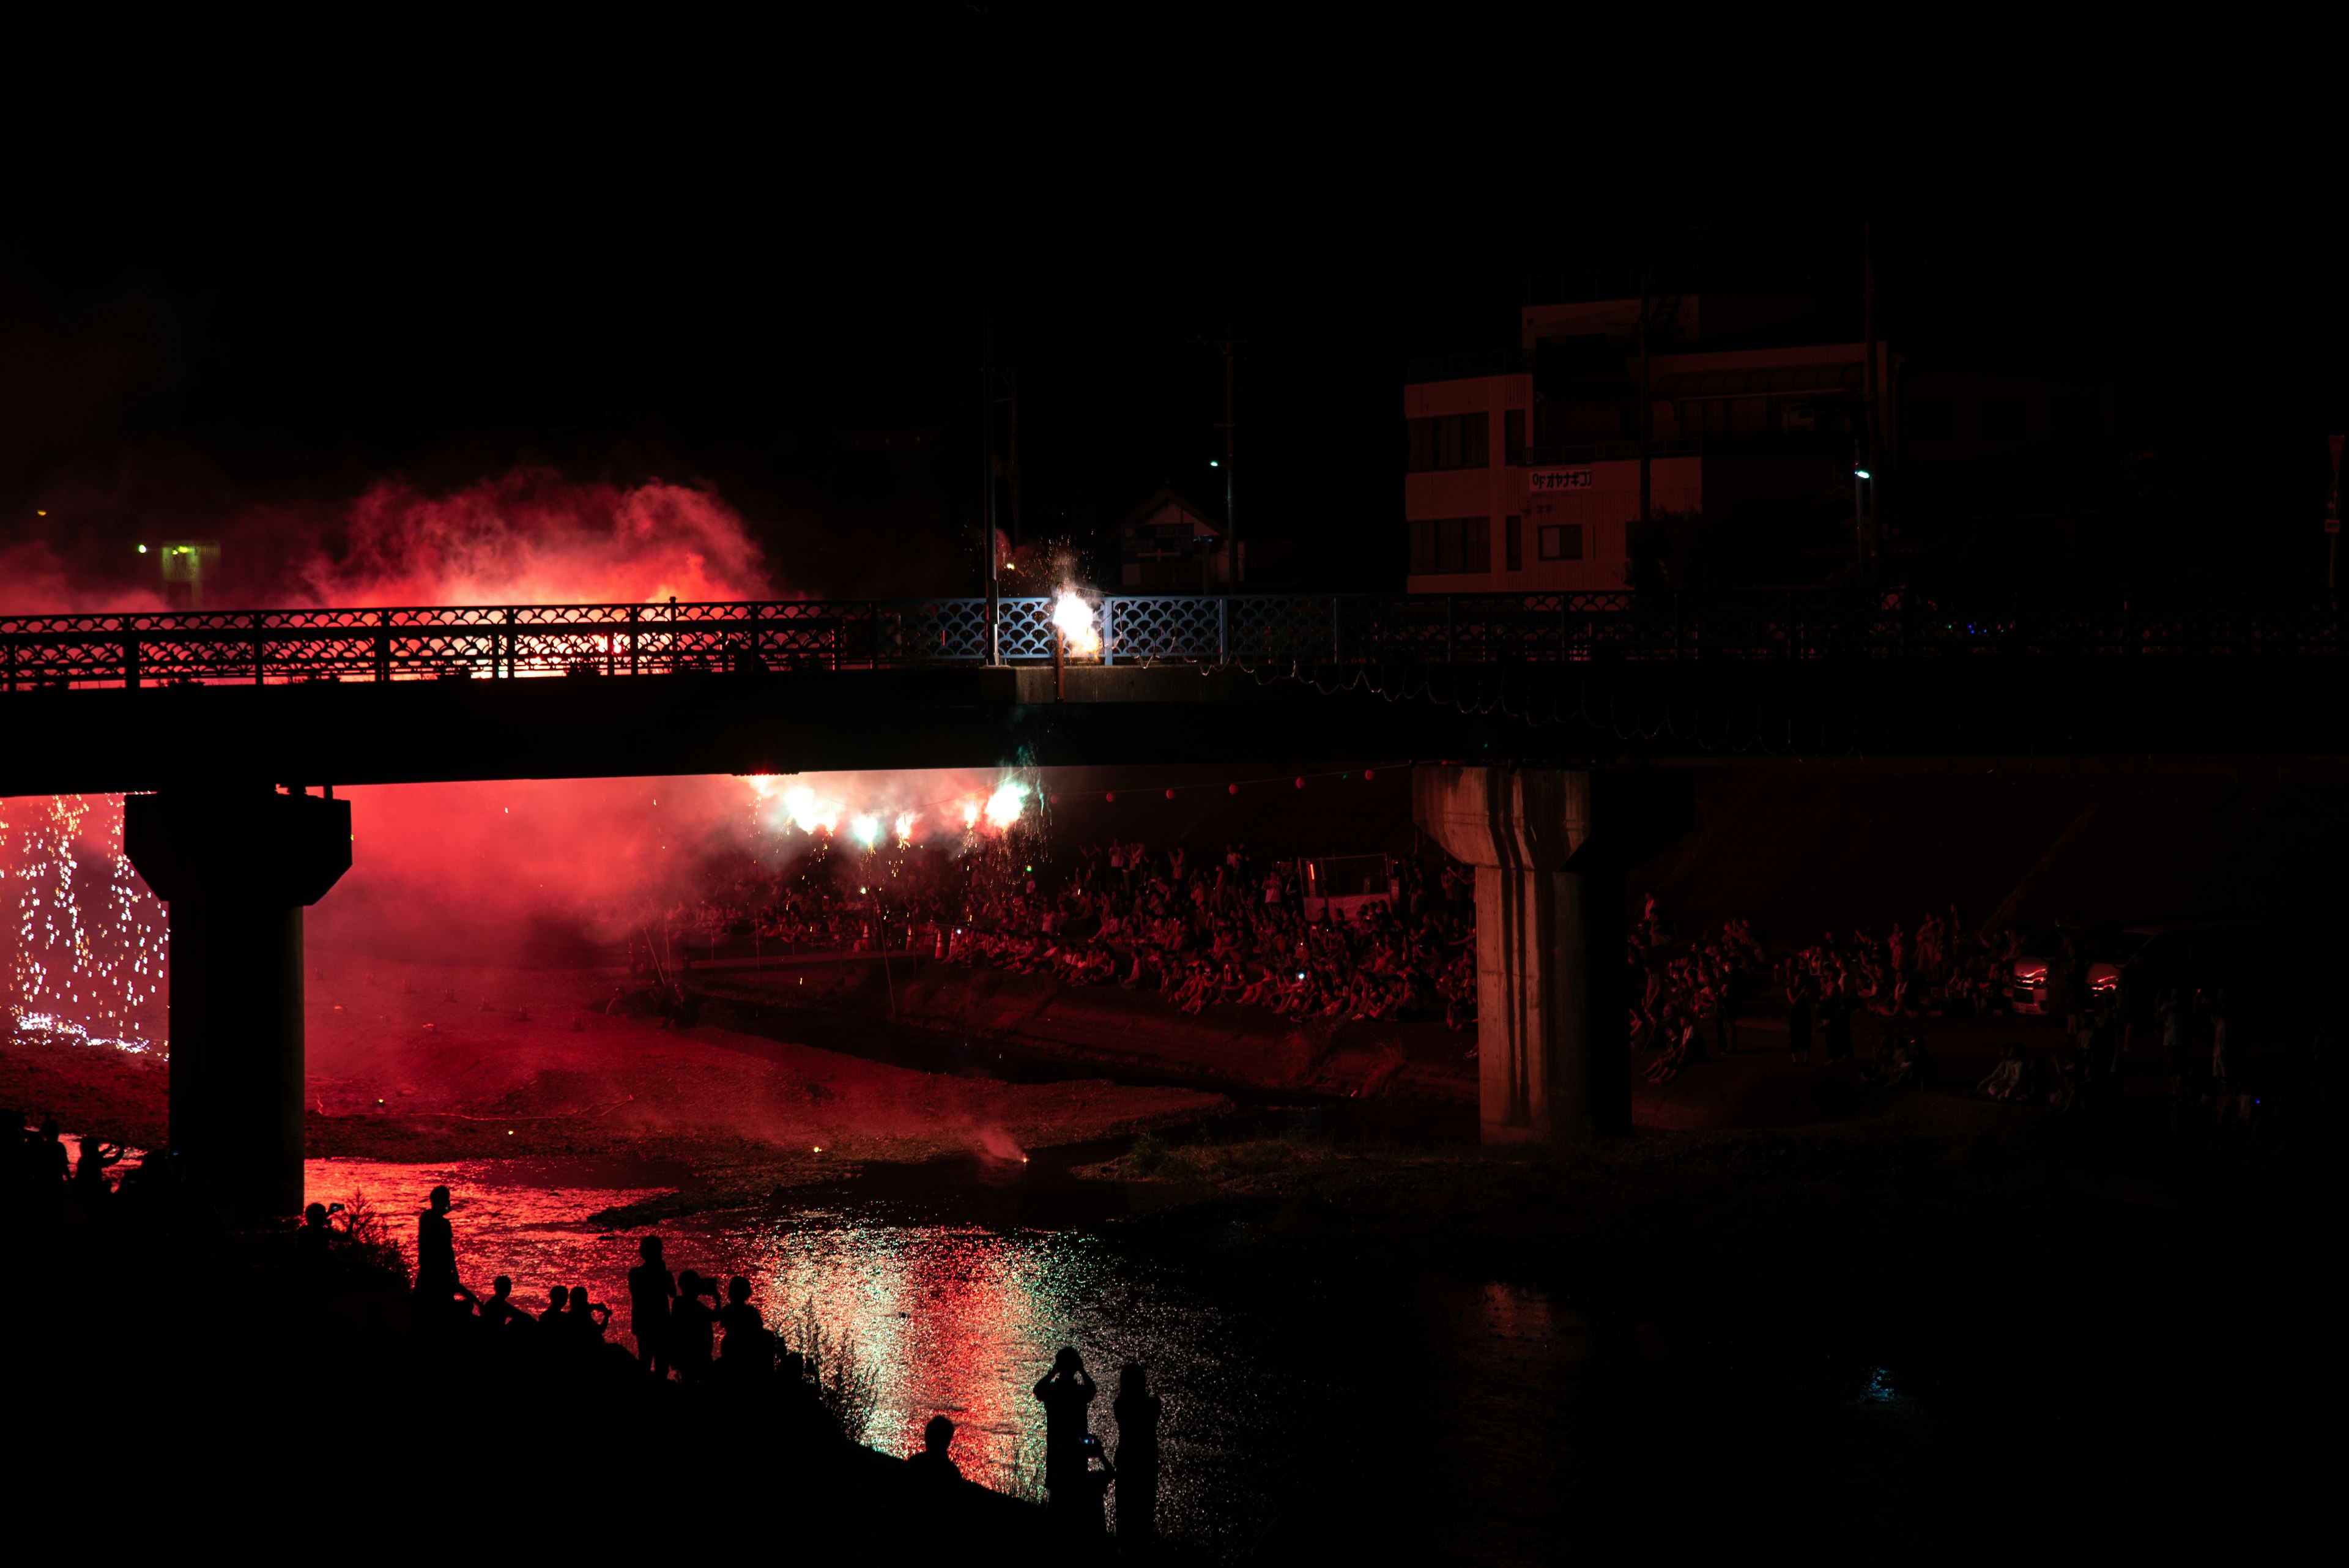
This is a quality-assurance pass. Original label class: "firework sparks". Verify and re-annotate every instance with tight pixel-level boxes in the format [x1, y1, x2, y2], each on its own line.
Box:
[4, 794, 168, 1054]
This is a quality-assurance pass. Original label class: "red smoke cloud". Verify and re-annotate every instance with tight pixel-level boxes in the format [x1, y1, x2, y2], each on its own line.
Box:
[0, 541, 163, 615]
[0, 467, 774, 615]
[286, 470, 774, 606]
[306, 768, 1033, 967]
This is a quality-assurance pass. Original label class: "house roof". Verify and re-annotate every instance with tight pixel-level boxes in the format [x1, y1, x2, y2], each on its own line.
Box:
[1119, 485, 1223, 538]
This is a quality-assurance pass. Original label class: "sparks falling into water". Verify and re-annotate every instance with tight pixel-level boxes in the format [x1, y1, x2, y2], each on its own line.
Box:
[4, 795, 169, 1053]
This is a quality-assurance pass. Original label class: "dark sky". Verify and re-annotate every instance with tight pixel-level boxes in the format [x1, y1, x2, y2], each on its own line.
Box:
[3, 12, 2338, 601]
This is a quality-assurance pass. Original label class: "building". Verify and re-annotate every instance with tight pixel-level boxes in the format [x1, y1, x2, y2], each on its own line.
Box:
[1403, 278, 1893, 593]
[1120, 486, 1239, 590]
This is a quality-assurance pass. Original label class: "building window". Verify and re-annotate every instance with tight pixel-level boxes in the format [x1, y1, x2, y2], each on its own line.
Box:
[1504, 410, 1526, 466]
[1537, 523, 1583, 561]
[1405, 412, 1492, 472]
[1409, 516, 1491, 575]
[1504, 515, 1521, 571]
[1979, 396, 2027, 441]
[2051, 394, 2095, 442]
[1907, 396, 1954, 441]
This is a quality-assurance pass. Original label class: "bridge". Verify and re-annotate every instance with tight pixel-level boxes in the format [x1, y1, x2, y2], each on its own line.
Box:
[14, 589, 2345, 1211]
[8, 589, 2348, 797]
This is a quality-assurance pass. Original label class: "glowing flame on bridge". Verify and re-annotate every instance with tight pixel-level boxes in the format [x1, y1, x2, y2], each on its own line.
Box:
[1052, 590, 1101, 658]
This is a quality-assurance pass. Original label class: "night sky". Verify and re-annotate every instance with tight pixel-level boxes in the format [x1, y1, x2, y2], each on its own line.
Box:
[4, 15, 2339, 601]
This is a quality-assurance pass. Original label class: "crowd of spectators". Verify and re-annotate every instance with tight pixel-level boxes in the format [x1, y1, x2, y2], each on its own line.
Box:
[651, 839, 2339, 1126]
[667, 839, 1483, 1031]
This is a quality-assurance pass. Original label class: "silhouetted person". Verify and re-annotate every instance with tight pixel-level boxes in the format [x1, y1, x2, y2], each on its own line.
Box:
[543, 1284, 571, 1349]
[671, 1271, 717, 1383]
[34, 1118, 68, 1192]
[718, 1275, 770, 1377]
[480, 1274, 530, 1331]
[908, 1414, 963, 1484]
[297, 1202, 335, 1268]
[1034, 1347, 1098, 1505]
[628, 1235, 677, 1377]
[70, 1137, 123, 1211]
[714, 1279, 770, 1382]
[1070, 1433, 1116, 1542]
[415, 1186, 458, 1299]
[1113, 1362, 1162, 1547]
[568, 1284, 611, 1345]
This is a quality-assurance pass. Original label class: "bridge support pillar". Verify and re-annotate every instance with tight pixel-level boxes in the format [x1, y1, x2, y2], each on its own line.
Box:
[125, 791, 351, 1216]
[1413, 766, 1692, 1145]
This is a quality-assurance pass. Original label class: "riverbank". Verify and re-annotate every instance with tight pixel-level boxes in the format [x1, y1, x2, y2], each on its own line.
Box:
[693, 949, 1482, 1105]
[1, 1192, 1048, 1552]
[691, 949, 2107, 1134]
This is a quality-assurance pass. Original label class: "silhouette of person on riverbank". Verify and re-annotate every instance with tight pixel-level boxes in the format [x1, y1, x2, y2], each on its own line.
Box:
[415, 1186, 458, 1299]
[671, 1271, 716, 1382]
[628, 1235, 677, 1377]
[1070, 1433, 1116, 1542]
[1113, 1362, 1162, 1547]
[719, 1275, 771, 1377]
[31, 1120, 68, 1217]
[70, 1137, 123, 1212]
[297, 1202, 335, 1269]
[1034, 1347, 1098, 1505]
[568, 1283, 612, 1346]
[908, 1414, 963, 1483]
[480, 1274, 529, 1332]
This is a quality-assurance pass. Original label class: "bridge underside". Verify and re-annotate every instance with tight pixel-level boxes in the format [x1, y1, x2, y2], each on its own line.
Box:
[10, 656, 2345, 797]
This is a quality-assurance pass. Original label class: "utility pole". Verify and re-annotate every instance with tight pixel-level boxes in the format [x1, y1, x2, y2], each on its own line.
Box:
[1861, 220, 1880, 593]
[1006, 367, 1023, 553]
[1637, 267, 1653, 535]
[1222, 326, 1237, 585]
[976, 9, 998, 664]
[2328, 434, 2343, 592]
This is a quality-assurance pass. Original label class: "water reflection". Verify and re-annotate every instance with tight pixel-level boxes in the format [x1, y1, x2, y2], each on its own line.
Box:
[303, 1156, 1247, 1537]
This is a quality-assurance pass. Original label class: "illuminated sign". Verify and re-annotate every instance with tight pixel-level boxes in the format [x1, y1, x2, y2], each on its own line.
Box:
[1526, 467, 1594, 493]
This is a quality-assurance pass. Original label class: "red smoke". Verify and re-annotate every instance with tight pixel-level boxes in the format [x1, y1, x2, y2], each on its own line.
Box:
[0, 467, 774, 615]
[307, 768, 1031, 967]
[286, 470, 774, 607]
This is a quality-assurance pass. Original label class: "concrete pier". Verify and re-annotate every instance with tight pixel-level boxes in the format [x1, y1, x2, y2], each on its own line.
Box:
[124, 790, 351, 1215]
[1413, 766, 1691, 1145]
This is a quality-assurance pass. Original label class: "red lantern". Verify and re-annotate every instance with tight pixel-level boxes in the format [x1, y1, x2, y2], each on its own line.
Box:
[1105, 791, 1116, 803]
[1228, 782, 1239, 795]
[1164, 788, 1175, 800]
[1363, 768, 1375, 781]
[1294, 777, 1305, 789]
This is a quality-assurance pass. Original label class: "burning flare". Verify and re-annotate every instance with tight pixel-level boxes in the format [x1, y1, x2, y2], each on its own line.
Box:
[1052, 590, 1101, 658]
[983, 782, 1028, 831]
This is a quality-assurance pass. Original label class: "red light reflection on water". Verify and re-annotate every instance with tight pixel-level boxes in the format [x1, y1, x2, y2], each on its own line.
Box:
[303, 1161, 1140, 1495]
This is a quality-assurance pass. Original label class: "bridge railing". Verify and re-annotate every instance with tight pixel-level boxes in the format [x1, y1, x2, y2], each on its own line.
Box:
[1, 590, 2341, 690]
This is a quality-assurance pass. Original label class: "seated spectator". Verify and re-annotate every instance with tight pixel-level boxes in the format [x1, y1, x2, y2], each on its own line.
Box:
[1978, 1044, 2030, 1101]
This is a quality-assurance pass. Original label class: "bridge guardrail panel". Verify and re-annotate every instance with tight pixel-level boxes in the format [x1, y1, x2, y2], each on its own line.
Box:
[3, 590, 2345, 687]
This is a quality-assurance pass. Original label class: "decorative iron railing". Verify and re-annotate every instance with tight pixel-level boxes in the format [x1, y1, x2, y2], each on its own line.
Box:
[0, 591, 2341, 691]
